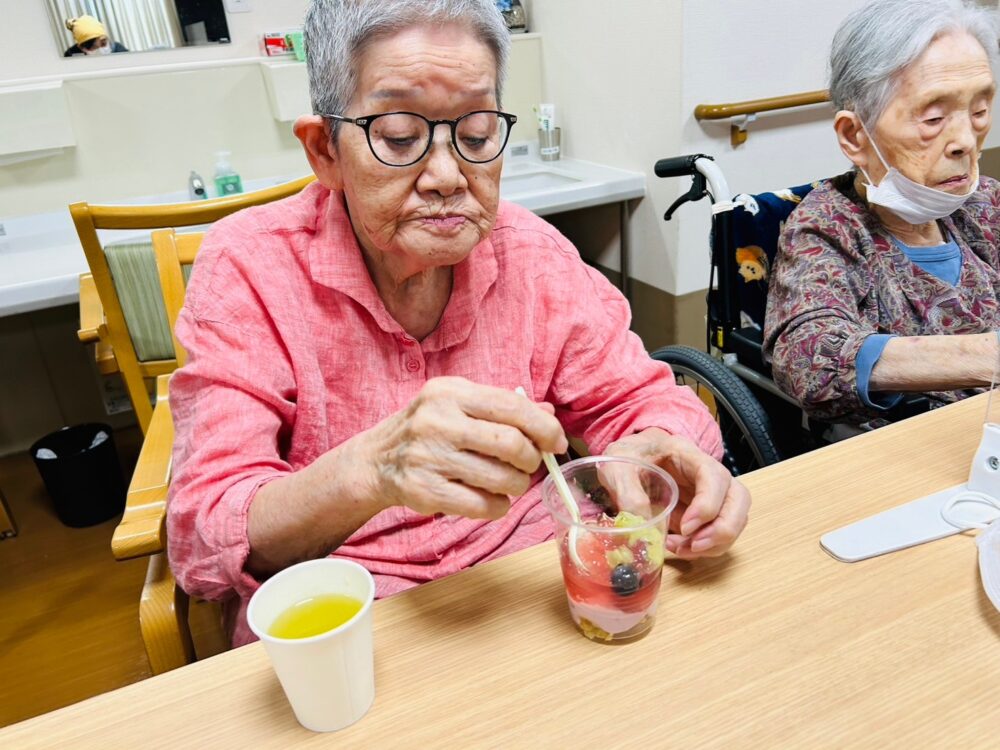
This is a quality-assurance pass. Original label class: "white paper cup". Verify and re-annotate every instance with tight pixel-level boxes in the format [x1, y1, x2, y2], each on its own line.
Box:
[247, 558, 375, 732]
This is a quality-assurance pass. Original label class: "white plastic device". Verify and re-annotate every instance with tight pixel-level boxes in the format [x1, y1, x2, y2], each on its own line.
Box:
[821, 421, 1000, 562]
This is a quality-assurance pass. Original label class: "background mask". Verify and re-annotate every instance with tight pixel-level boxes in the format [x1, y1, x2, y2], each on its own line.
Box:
[859, 122, 976, 225]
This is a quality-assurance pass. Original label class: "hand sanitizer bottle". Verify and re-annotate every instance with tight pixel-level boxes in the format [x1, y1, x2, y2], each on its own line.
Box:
[213, 151, 243, 196]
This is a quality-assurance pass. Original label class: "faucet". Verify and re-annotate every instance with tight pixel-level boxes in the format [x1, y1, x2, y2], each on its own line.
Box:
[189, 171, 207, 201]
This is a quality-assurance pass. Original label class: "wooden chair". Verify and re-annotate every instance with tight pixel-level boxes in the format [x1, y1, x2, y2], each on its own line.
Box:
[72, 175, 315, 434]
[152, 230, 203, 369]
[0, 488, 17, 540]
[73, 175, 315, 674]
[118, 230, 206, 673]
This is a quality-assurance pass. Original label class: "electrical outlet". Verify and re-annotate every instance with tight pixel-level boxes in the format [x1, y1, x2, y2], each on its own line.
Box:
[224, 0, 252, 13]
[509, 143, 529, 158]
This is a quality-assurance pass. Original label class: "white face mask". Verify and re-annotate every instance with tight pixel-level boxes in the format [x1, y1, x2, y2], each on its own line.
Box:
[84, 43, 111, 56]
[858, 122, 977, 225]
[941, 492, 1000, 614]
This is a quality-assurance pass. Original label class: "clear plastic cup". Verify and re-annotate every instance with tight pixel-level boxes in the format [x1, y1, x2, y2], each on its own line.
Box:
[542, 456, 678, 643]
[247, 558, 375, 732]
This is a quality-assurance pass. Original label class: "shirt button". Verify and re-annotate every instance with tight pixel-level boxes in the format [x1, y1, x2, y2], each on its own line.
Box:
[406, 359, 421, 372]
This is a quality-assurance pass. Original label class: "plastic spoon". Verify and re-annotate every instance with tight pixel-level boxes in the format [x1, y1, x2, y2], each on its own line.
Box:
[515, 387, 587, 570]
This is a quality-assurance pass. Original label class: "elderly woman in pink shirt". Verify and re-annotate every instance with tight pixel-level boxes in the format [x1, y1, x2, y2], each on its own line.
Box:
[167, 0, 750, 647]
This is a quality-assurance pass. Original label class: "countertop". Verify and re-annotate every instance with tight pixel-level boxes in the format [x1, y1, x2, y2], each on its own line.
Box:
[0, 157, 645, 317]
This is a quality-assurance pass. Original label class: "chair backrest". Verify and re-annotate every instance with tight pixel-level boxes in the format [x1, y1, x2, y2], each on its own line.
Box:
[729, 182, 816, 330]
[153, 230, 203, 368]
[71, 174, 316, 432]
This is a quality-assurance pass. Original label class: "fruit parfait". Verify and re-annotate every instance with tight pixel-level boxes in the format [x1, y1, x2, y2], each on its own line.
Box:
[541, 456, 678, 643]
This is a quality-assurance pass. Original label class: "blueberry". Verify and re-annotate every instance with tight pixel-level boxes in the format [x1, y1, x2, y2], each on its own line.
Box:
[610, 564, 641, 596]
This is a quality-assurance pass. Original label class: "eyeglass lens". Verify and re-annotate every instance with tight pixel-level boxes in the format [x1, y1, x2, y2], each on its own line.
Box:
[368, 113, 510, 165]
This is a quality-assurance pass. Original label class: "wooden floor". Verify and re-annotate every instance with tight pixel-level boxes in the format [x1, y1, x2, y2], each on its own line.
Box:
[0, 426, 226, 728]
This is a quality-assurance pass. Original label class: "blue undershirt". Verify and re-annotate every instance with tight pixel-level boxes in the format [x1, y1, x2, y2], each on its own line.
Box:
[855, 236, 962, 409]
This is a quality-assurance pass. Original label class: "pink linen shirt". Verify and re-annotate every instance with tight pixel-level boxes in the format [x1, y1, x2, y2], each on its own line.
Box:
[166, 181, 722, 647]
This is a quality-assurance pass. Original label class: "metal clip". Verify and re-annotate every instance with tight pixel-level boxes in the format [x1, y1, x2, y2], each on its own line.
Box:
[730, 113, 758, 147]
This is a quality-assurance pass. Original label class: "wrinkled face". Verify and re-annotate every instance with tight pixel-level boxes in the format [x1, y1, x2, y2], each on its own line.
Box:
[329, 24, 503, 274]
[868, 31, 995, 194]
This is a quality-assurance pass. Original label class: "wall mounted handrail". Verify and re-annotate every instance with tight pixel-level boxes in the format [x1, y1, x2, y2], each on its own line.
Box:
[695, 89, 831, 120]
[694, 89, 832, 146]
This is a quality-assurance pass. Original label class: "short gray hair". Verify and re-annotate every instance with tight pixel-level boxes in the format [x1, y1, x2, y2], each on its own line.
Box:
[304, 0, 510, 126]
[830, 0, 999, 125]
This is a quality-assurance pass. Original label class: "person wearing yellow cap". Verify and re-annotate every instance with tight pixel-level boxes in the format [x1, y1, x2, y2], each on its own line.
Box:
[64, 15, 128, 57]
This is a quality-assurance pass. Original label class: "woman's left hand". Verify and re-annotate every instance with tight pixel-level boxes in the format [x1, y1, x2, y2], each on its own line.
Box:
[604, 428, 750, 559]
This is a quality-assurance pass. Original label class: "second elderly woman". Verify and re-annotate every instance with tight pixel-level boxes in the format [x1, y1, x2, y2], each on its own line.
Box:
[765, 0, 1000, 424]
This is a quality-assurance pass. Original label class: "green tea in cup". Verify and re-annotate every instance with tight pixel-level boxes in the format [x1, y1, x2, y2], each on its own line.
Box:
[268, 594, 362, 639]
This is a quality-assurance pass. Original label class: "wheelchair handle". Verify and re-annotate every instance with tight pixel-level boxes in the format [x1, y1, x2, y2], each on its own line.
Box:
[654, 154, 733, 213]
[654, 154, 712, 178]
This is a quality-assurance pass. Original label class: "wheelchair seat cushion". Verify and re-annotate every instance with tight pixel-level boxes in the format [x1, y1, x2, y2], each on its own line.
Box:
[731, 183, 816, 329]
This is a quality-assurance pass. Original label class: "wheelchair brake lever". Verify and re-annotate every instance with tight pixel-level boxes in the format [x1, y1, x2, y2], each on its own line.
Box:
[663, 173, 708, 221]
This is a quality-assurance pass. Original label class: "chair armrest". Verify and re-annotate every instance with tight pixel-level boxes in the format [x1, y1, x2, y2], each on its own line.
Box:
[140, 553, 196, 674]
[78, 273, 119, 374]
[78, 273, 103, 343]
[112, 374, 174, 561]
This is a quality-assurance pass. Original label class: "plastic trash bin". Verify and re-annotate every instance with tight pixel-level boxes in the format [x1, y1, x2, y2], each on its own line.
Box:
[30, 423, 126, 528]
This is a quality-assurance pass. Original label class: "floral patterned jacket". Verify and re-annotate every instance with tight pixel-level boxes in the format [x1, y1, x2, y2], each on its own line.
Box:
[763, 171, 1000, 423]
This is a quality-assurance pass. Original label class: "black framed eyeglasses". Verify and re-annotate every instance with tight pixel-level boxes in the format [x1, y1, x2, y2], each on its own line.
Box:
[322, 110, 517, 167]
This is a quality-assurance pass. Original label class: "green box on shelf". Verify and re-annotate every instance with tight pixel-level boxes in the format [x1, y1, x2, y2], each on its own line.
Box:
[286, 31, 306, 62]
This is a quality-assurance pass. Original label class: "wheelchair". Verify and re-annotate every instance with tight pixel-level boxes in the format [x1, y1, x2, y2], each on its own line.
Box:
[648, 154, 931, 476]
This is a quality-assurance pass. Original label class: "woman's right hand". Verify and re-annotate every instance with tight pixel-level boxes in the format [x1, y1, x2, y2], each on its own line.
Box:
[361, 377, 568, 520]
[247, 377, 565, 576]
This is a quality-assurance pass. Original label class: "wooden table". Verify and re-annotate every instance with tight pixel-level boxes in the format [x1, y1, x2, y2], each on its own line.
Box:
[4, 395, 999, 748]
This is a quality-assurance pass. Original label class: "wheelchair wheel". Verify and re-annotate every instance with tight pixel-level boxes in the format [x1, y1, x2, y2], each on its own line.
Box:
[650, 345, 781, 476]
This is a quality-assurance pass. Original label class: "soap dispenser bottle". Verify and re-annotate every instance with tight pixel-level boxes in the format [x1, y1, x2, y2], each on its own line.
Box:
[213, 151, 243, 197]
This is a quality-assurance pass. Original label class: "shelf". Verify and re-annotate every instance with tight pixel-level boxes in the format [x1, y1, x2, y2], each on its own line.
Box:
[258, 33, 543, 124]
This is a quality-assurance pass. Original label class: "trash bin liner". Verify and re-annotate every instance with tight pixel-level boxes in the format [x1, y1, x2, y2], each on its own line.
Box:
[30, 423, 126, 528]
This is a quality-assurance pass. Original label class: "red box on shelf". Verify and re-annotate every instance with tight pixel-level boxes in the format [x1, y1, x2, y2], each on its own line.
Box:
[261, 32, 294, 57]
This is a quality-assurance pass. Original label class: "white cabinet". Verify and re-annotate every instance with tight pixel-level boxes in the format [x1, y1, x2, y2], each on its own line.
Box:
[0, 81, 76, 164]
[259, 60, 310, 123]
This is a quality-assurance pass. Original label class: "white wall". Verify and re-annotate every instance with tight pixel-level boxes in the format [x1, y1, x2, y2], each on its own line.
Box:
[529, 0, 685, 291]
[674, 0, 867, 295]
[2, 0, 311, 82]
[530, 0, 863, 295]
[534, 0, 1000, 297]
[0, 66, 312, 216]
[0, 1, 316, 216]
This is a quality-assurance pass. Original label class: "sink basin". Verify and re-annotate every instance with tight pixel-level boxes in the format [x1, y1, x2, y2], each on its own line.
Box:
[496, 158, 645, 217]
[501, 167, 582, 196]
